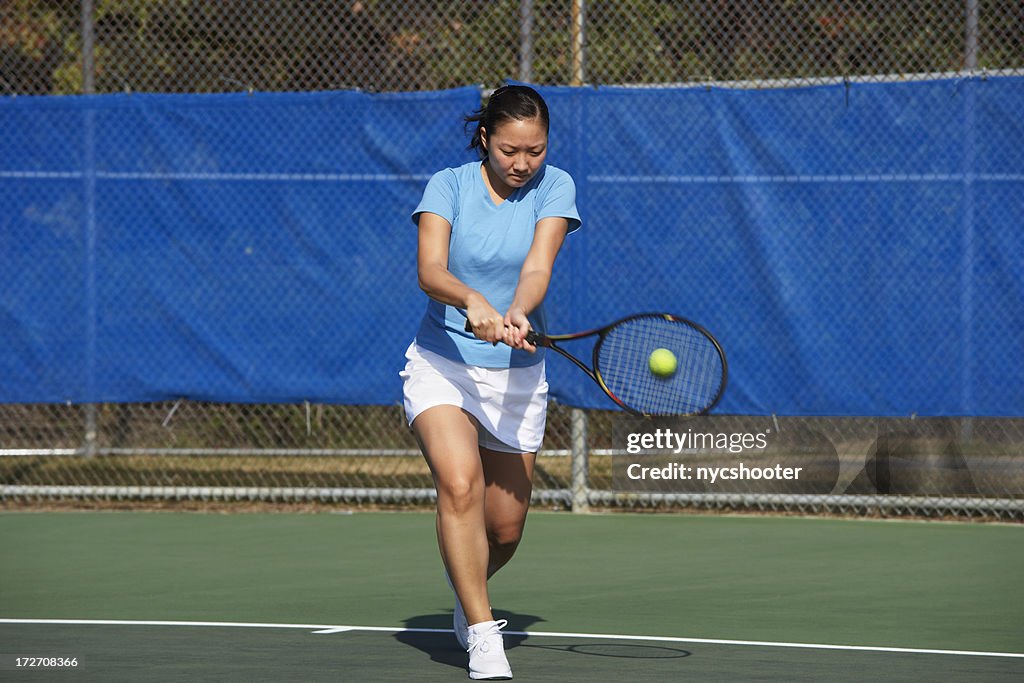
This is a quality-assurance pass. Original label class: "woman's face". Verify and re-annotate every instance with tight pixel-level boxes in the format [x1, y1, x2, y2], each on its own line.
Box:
[481, 117, 548, 192]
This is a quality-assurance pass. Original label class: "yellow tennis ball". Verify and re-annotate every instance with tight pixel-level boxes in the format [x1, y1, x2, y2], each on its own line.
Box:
[649, 348, 677, 377]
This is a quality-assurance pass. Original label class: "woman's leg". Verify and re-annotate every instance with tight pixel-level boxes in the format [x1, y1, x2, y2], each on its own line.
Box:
[413, 405, 493, 626]
[480, 447, 536, 578]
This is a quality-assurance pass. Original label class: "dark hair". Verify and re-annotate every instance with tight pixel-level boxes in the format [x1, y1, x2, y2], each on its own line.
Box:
[464, 85, 550, 158]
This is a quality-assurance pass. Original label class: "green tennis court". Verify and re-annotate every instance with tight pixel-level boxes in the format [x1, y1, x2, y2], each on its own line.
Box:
[1, 511, 1021, 681]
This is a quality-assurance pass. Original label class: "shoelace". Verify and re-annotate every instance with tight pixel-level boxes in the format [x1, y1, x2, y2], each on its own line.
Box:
[467, 619, 508, 655]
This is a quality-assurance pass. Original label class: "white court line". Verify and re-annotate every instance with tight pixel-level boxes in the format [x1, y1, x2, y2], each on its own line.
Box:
[1, 619, 1021, 660]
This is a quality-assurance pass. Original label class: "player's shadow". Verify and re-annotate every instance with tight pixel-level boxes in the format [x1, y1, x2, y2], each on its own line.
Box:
[521, 642, 691, 660]
[396, 610, 544, 671]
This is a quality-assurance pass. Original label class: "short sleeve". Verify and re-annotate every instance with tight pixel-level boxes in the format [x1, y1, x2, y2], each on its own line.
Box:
[411, 169, 458, 226]
[537, 168, 582, 234]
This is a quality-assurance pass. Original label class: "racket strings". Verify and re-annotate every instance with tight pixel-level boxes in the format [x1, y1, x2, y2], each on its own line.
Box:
[596, 316, 724, 416]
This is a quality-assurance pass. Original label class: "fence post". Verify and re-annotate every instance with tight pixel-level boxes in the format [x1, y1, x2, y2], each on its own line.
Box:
[570, 408, 590, 512]
[519, 0, 534, 83]
[81, 1, 98, 458]
[81, 0, 95, 93]
[570, 0, 586, 86]
[965, 0, 979, 70]
[83, 405, 97, 457]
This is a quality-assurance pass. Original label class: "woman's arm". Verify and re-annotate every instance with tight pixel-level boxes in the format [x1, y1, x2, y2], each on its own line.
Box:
[504, 216, 570, 351]
[416, 211, 506, 343]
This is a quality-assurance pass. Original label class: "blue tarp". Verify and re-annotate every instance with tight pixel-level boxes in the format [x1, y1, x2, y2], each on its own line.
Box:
[1, 88, 481, 404]
[1, 78, 1021, 415]
[541, 77, 1024, 416]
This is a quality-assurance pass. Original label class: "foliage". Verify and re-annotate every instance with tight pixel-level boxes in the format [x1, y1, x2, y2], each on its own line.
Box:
[1, 1, 1019, 95]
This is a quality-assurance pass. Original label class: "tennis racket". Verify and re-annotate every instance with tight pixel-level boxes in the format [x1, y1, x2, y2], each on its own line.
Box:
[465, 313, 727, 417]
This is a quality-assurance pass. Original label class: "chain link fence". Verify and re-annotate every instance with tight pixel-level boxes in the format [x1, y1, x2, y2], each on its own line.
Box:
[5, 1, 1022, 95]
[2, 1, 1022, 517]
[3, 404, 1022, 519]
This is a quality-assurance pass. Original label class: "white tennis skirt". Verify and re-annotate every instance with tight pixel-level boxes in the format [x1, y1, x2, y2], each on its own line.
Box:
[400, 341, 548, 454]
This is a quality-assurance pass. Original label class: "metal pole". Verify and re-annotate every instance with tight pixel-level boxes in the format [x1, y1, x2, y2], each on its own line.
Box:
[83, 406, 98, 457]
[82, 0, 98, 457]
[570, 0, 586, 86]
[519, 0, 534, 83]
[82, 103, 98, 458]
[965, 0, 979, 70]
[570, 408, 590, 512]
[81, 0, 95, 93]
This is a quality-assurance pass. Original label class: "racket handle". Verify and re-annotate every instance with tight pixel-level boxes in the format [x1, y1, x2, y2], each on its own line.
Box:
[464, 320, 542, 346]
[463, 319, 499, 346]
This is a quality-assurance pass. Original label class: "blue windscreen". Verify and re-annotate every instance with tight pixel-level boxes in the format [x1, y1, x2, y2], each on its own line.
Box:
[2, 78, 1021, 416]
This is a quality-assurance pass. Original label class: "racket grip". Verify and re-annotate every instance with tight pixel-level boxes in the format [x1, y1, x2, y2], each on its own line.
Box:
[463, 319, 498, 346]
[465, 320, 541, 346]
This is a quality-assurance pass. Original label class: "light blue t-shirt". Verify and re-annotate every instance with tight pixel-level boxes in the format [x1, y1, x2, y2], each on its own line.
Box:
[412, 161, 581, 368]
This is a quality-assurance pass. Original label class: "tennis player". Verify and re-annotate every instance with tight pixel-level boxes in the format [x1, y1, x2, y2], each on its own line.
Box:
[401, 84, 580, 680]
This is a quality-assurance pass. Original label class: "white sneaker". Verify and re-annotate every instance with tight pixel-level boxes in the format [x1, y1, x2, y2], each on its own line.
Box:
[445, 571, 470, 650]
[467, 619, 512, 680]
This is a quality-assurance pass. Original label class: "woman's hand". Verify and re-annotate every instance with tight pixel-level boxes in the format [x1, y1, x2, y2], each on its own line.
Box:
[466, 293, 506, 344]
[503, 307, 536, 353]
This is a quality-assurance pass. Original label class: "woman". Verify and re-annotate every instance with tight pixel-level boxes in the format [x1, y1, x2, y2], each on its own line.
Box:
[400, 84, 580, 680]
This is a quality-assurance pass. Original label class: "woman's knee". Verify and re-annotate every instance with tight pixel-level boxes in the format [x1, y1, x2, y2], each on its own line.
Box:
[436, 476, 483, 514]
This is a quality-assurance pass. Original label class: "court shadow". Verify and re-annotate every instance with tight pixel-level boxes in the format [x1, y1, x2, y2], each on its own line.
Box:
[396, 610, 545, 671]
[521, 642, 691, 660]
